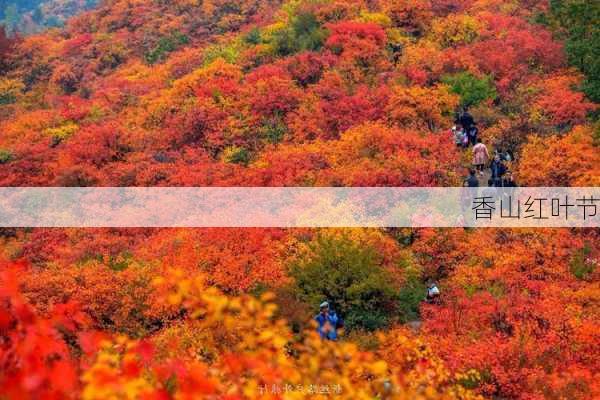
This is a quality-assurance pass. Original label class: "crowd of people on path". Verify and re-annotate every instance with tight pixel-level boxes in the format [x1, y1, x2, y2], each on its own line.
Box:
[314, 109, 521, 341]
[452, 109, 516, 188]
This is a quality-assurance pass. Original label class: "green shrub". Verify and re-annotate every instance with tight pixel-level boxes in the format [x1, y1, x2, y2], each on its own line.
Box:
[289, 235, 399, 331]
[441, 72, 497, 108]
[222, 145, 251, 165]
[0, 149, 13, 164]
[107, 251, 134, 271]
[259, 117, 287, 143]
[272, 12, 327, 56]
[570, 242, 596, 280]
[546, 0, 600, 104]
[244, 27, 262, 45]
[202, 42, 241, 66]
[145, 32, 190, 65]
[397, 273, 425, 323]
[0, 78, 23, 105]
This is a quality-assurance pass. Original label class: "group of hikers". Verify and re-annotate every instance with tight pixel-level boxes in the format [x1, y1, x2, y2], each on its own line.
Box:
[453, 109, 516, 188]
[315, 281, 441, 340]
[315, 109, 516, 341]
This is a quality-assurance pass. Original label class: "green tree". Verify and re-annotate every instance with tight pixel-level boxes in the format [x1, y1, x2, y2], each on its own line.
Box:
[289, 235, 399, 331]
[570, 242, 596, 280]
[222, 145, 251, 165]
[396, 257, 426, 322]
[259, 117, 287, 144]
[243, 27, 261, 45]
[0, 148, 13, 163]
[144, 31, 189, 65]
[546, 0, 600, 104]
[441, 72, 497, 108]
[272, 12, 327, 56]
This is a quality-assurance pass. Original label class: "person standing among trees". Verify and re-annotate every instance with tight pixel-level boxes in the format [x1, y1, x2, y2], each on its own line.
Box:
[458, 108, 474, 133]
[503, 171, 517, 187]
[472, 138, 489, 176]
[452, 125, 465, 148]
[467, 122, 478, 147]
[315, 301, 341, 341]
[490, 154, 507, 187]
[464, 168, 479, 187]
[426, 280, 440, 303]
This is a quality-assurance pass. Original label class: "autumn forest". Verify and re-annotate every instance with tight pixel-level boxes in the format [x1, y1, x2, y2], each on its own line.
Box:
[0, 0, 599, 399]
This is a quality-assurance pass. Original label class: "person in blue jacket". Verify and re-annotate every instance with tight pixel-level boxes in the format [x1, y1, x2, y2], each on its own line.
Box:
[315, 301, 341, 340]
[490, 154, 507, 187]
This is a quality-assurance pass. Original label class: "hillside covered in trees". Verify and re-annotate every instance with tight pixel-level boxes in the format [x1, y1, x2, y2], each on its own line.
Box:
[0, 0, 598, 399]
[0, 0, 97, 33]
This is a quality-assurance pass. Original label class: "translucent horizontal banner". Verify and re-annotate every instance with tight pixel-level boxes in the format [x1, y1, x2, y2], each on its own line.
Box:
[0, 187, 598, 228]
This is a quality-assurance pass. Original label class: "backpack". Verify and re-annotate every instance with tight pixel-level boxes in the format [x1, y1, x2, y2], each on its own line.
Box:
[469, 126, 478, 138]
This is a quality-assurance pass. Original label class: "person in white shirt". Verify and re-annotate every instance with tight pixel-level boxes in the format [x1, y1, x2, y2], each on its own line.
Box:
[426, 279, 440, 303]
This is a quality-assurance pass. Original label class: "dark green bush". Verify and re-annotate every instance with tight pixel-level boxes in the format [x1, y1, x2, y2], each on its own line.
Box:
[0, 148, 13, 164]
[442, 72, 497, 108]
[397, 274, 425, 323]
[222, 146, 251, 165]
[259, 117, 287, 143]
[244, 27, 262, 45]
[289, 235, 399, 331]
[272, 12, 327, 56]
[546, 0, 600, 104]
[145, 32, 189, 65]
[570, 242, 596, 280]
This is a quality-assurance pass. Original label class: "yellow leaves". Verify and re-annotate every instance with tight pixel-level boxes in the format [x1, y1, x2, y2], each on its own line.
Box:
[517, 125, 600, 186]
[262, 21, 287, 38]
[82, 338, 154, 400]
[80, 268, 482, 399]
[386, 28, 412, 47]
[221, 145, 250, 165]
[0, 78, 24, 105]
[168, 292, 183, 306]
[119, 61, 167, 84]
[44, 121, 79, 141]
[260, 291, 276, 303]
[170, 58, 242, 99]
[371, 360, 389, 375]
[429, 15, 481, 48]
[387, 84, 460, 131]
[202, 39, 243, 66]
[356, 11, 392, 27]
[398, 39, 444, 76]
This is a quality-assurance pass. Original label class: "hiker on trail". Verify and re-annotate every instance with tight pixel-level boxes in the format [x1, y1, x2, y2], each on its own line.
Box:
[464, 168, 479, 187]
[467, 123, 478, 147]
[452, 126, 466, 148]
[426, 280, 440, 303]
[490, 154, 507, 187]
[503, 171, 517, 187]
[315, 301, 341, 341]
[472, 138, 489, 176]
[501, 149, 513, 162]
[495, 148, 511, 162]
[458, 109, 474, 133]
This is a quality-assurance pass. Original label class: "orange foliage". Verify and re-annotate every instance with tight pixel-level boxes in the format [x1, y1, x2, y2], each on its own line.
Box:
[387, 85, 459, 131]
[517, 126, 600, 186]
